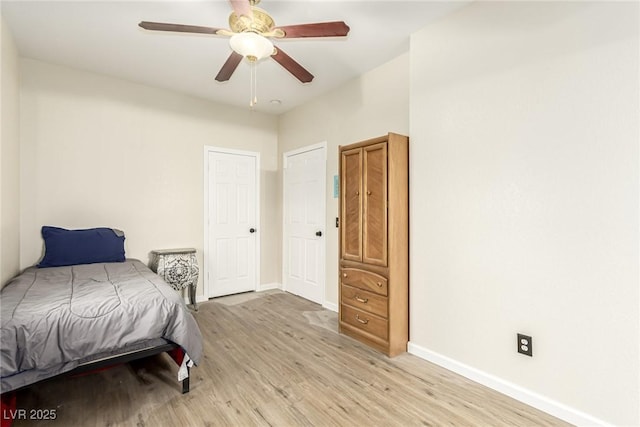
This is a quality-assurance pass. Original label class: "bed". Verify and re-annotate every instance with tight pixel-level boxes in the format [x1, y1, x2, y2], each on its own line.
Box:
[0, 228, 203, 400]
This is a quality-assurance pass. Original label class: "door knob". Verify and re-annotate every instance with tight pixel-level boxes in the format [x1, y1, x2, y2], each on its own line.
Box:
[249, 228, 256, 233]
[316, 231, 322, 237]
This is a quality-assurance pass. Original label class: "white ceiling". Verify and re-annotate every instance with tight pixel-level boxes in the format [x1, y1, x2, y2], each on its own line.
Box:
[2, 0, 468, 114]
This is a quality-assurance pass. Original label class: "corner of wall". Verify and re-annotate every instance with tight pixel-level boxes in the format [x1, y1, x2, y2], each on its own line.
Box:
[0, 12, 21, 287]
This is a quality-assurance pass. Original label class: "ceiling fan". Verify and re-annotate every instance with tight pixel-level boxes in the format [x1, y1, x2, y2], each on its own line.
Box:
[138, 0, 350, 85]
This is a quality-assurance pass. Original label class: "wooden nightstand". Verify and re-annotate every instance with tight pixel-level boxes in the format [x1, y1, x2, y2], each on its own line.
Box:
[150, 248, 199, 311]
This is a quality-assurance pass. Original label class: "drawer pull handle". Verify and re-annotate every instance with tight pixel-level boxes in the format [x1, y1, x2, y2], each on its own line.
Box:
[367, 190, 372, 195]
[355, 314, 369, 324]
[376, 281, 382, 287]
[343, 273, 348, 278]
[355, 295, 368, 304]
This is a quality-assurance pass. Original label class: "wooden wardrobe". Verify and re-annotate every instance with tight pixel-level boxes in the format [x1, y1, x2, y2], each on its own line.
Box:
[338, 132, 409, 357]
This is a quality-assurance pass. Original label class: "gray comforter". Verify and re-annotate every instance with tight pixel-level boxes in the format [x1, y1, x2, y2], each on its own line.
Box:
[0, 259, 203, 393]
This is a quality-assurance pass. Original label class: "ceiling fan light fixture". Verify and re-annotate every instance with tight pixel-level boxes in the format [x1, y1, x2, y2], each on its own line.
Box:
[229, 32, 274, 61]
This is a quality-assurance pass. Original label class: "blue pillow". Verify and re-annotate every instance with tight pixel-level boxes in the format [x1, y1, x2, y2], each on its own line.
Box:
[38, 226, 126, 268]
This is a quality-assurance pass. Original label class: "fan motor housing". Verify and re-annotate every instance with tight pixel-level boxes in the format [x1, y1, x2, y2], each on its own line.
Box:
[229, 7, 275, 34]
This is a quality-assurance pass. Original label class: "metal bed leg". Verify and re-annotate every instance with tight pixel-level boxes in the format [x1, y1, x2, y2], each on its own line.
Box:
[182, 367, 190, 394]
[167, 346, 191, 394]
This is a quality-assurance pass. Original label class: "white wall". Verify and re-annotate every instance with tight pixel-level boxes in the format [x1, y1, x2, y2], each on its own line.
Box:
[0, 13, 21, 287]
[409, 2, 639, 425]
[278, 53, 409, 307]
[19, 59, 280, 296]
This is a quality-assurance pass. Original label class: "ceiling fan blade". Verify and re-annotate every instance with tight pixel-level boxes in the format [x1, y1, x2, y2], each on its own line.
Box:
[274, 21, 350, 38]
[271, 47, 314, 83]
[229, 0, 253, 19]
[215, 52, 244, 82]
[139, 21, 224, 35]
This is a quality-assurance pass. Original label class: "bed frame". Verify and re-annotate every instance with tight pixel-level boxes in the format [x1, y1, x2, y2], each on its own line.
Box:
[66, 341, 190, 393]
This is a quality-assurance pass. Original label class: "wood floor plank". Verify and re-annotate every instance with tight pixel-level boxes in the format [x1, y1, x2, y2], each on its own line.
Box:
[12, 291, 571, 426]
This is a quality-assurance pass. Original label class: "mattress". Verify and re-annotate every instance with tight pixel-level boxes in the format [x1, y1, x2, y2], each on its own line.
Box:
[0, 259, 203, 393]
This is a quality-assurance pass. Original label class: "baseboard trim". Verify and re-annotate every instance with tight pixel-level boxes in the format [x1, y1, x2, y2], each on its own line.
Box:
[407, 342, 611, 427]
[186, 284, 282, 305]
[323, 301, 338, 312]
[258, 282, 282, 292]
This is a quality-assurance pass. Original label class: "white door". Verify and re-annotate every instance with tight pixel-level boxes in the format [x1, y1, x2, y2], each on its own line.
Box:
[206, 149, 259, 298]
[283, 144, 326, 304]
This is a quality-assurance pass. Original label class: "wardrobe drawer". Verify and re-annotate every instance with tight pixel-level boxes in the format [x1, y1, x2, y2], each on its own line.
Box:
[340, 268, 388, 296]
[341, 304, 388, 341]
[341, 284, 388, 318]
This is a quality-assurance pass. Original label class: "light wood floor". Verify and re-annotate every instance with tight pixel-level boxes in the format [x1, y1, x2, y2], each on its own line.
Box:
[14, 290, 570, 426]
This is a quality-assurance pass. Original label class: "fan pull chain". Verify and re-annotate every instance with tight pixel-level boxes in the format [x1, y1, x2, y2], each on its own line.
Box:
[249, 58, 258, 109]
[253, 63, 258, 106]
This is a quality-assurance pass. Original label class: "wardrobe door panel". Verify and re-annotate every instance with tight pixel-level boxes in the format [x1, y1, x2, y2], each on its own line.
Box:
[341, 148, 362, 262]
[363, 143, 388, 266]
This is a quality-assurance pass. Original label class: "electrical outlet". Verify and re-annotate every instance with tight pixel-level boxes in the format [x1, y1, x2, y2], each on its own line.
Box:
[517, 333, 533, 357]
